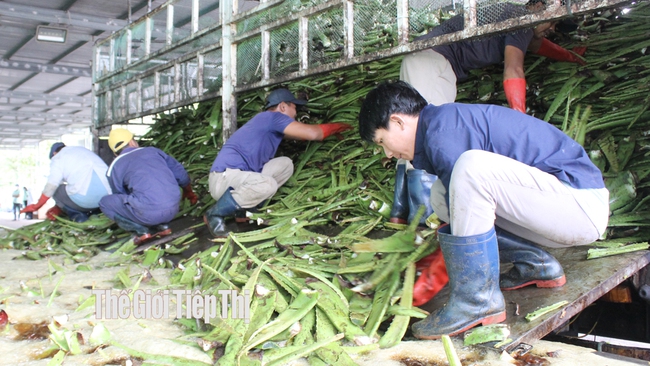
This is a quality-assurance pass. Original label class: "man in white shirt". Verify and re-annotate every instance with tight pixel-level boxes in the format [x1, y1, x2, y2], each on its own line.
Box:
[21, 142, 112, 222]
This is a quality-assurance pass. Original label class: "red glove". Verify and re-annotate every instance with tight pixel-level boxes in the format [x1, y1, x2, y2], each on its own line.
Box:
[503, 78, 527, 113]
[45, 206, 63, 221]
[319, 123, 353, 139]
[535, 38, 586, 65]
[182, 184, 198, 205]
[413, 247, 449, 306]
[20, 193, 50, 213]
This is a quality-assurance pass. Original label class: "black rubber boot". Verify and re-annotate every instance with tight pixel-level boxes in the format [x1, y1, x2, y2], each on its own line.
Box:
[60, 205, 90, 223]
[412, 225, 506, 339]
[406, 169, 437, 226]
[204, 190, 241, 237]
[496, 228, 566, 290]
[389, 162, 409, 224]
[114, 214, 152, 245]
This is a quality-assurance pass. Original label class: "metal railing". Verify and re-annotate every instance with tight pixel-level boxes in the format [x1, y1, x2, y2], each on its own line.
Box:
[92, 0, 631, 138]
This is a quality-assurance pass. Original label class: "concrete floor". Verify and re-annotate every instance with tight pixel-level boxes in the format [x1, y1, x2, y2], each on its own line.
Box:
[0, 210, 42, 231]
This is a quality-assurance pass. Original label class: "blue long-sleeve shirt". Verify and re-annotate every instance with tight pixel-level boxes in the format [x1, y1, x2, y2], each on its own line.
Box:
[211, 111, 294, 173]
[411, 103, 605, 202]
[106, 146, 190, 211]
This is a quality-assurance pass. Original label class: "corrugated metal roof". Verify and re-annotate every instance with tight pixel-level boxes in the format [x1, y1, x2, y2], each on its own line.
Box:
[0, 0, 163, 149]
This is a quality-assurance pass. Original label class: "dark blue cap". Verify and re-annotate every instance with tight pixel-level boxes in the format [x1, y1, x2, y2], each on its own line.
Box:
[264, 89, 307, 109]
[49, 142, 65, 159]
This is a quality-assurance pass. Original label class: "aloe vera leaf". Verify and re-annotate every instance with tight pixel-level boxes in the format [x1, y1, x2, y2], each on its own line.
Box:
[525, 300, 570, 322]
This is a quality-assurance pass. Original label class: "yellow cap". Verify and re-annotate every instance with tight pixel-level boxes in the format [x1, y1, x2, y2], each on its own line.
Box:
[108, 129, 134, 153]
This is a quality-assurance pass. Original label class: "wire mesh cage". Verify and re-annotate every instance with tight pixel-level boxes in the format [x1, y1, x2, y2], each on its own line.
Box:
[308, 8, 344, 67]
[93, 0, 602, 128]
[142, 74, 156, 111]
[112, 88, 125, 120]
[95, 93, 109, 125]
[353, 0, 398, 56]
[127, 81, 139, 115]
[237, 36, 262, 85]
[172, 0, 194, 43]
[150, 10, 169, 55]
[131, 21, 149, 64]
[113, 31, 129, 71]
[270, 22, 301, 78]
[408, 0, 457, 38]
[477, 0, 530, 25]
[179, 58, 199, 100]
[160, 67, 176, 106]
[203, 48, 223, 94]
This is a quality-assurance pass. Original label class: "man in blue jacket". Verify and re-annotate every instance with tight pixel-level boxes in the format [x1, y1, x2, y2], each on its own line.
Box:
[99, 129, 198, 245]
[204, 88, 352, 237]
[358, 81, 609, 339]
[393, 0, 588, 306]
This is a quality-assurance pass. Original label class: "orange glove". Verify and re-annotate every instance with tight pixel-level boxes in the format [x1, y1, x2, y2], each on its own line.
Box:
[535, 38, 586, 65]
[413, 247, 449, 306]
[319, 123, 353, 139]
[20, 193, 49, 213]
[46, 206, 63, 221]
[503, 78, 527, 113]
[182, 184, 198, 205]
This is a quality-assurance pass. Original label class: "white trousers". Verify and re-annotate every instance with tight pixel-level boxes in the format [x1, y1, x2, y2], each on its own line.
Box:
[400, 49, 457, 106]
[429, 150, 609, 248]
[208, 157, 294, 208]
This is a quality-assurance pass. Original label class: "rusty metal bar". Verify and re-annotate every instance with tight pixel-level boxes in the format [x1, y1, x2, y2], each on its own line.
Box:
[137, 78, 143, 115]
[192, 0, 199, 34]
[396, 0, 409, 45]
[299, 16, 309, 72]
[174, 63, 181, 104]
[222, 0, 237, 141]
[166, 4, 174, 46]
[261, 30, 270, 80]
[343, 0, 354, 59]
[464, 0, 477, 29]
[153, 69, 160, 111]
[197, 52, 204, 95]
[145, 17, 152, 56]
[126, 29, 132, 65]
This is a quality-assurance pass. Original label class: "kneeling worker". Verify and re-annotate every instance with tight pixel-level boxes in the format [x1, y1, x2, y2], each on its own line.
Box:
[99, 129, 198, 245]
[21, 142, 111, 222]
[204, 88, 352, 237]
[359, 81, 609, 339]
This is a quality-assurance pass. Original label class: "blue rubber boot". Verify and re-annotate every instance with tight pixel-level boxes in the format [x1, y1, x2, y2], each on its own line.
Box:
[204, 190, 241, 237]
[412, 225, 506, 339]
[407, 169, 438, 226]
[60, 205, 90, 223]
[389, 162, 409, 224]
[496, 228, 566, 290]
[114, 214, 152, 245]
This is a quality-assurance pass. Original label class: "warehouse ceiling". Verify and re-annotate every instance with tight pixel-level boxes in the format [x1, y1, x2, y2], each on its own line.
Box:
[0, 0, 190, 149]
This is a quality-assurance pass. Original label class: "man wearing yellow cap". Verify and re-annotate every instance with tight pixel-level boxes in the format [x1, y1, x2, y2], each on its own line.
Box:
[99, 129, 198, 245]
